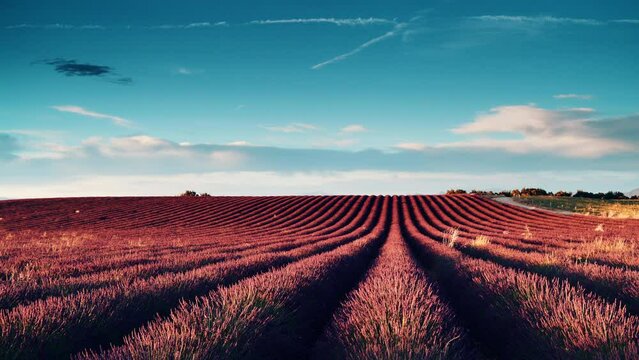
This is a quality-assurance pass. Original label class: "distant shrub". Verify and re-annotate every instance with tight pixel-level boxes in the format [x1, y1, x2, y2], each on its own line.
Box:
[519, 188, 549, 196]
[451, 188, 634, 200]
[603, 191, 628, 200]
[446, 189, 467, 194]
[180, 190, 199, 197]
[573, 190, 628, 200]
[470, 190, 495, 196]
[554, 191, 572, 197]
[573, 190, 598, 199]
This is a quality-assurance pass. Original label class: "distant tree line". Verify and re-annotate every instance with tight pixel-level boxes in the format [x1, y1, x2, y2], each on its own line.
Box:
[180, 190, 211, 197]
[446, 188, 639, 200]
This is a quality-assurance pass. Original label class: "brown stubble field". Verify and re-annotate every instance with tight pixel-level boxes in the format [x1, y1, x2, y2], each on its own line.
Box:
[1, 194, 639, 359]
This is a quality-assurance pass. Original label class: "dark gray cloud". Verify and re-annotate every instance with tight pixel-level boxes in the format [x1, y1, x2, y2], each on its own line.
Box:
[45, 58, 111, 76]
[38, 58, 133, 84]
[588, 115, 639, 143]
[0, 134, 19, 161]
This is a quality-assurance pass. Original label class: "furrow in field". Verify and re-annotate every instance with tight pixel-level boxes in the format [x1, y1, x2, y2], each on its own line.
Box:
[433, 196, 577, 250]
[468, 195, 639, 236]
[78, 197, 391, 360]
[0, 196, 385, 359]
[409, 195, 639, 315]
[154, 195, 318, 229]
[0, 196, 287, 231]
[73, 196, 245, 229]
[418, 196, 559, 252]
[447, 195, 593, 247]
[0, 197, 371, 309]
[427, 195, 639, 269]
[312, 196, 478, 359]
[400, 196, 639, 359]
[438, 196, 639, 270]
[0, 196, 347, 280]
[113, 196, 300, 229]
[456, 195, 637, 246]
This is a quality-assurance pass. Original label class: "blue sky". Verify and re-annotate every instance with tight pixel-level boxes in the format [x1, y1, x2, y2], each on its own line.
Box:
[1, 0, 639, 197]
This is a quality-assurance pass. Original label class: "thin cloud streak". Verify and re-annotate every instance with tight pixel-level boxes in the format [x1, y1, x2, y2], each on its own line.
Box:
[52, 105, 132, 127]
[395, 142, 427, 151]
[5, 24, 106, 29]
[340, 124, 368, 133]
[312, 22, 408, 69]
[261, 123, 319, 133]
[554, 94, 593, 100]
[612, 19, 639, 24]
[249, 17, 395, 26]
[7, 17, 639, 30]
[6, 22, 228, 30]
[174, 67, 204, 76]
[468, 15, 604, 26]
[148, 22, 228, 29]
[469, 15, 639, 26]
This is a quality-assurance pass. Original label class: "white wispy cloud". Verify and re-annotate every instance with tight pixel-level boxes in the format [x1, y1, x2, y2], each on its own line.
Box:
[261, 123, 319, 133]
[174, 67, 204, 75]
[25, 134, 244, 162]
[52, 105, 132, 127]
[567, 107, 595, 113]
[468, 15, 604, 26]
[17, 143, 78, 160]
[5, 125, 639, 197]
[0, 130, 68, 160]
[340, 124, 368, 133]
[5, 24, 106, 29]
[395, 142, 428, 151]
[210, 150, 246, 164]
[312, 22, 408, 69]
[554, 93, 593, 100]
[611, 19, 639, 24]
[8, 17, 639, 31]
[227, 140, 251, 146]
[81, 135, 188, 157]
[148, 22, 228, 29]
[6, 22, 228, 30]
[248, 17, 395, 26]
[467, 16, 639, 27]
[445, 105, 633, 158]
[186, 21, 228, 28]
